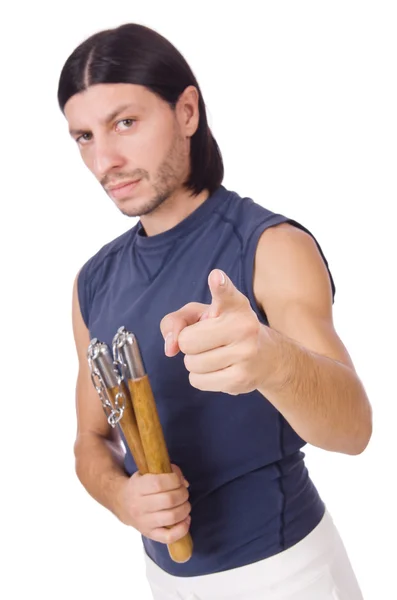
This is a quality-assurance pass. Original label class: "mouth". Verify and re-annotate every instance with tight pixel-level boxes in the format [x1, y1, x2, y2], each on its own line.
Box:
[107, 179, 141, 200]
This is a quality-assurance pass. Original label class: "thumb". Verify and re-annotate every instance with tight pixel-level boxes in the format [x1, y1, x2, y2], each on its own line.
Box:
[207, 269, 245, 318]
[170, 464, 190, 488]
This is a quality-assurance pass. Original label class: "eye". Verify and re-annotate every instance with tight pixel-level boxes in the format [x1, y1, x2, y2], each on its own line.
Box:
[75, 119, 135, 146]
[116, 118, 135, 131]
[76, 132, 92, 145]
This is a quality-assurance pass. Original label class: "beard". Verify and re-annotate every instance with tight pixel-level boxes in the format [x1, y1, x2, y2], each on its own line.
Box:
[117, 130, 189, 218]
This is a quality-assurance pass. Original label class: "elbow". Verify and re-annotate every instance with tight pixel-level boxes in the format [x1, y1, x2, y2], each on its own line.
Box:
[348, 404, 373, 456]
[73, 432, 94, 479]
[354, 424, 373, 456]
[73, 437, 85, 480]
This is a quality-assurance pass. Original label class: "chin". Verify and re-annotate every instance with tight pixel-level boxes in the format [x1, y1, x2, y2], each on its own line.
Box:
[117, 200, 144, 218]
[115, 196, 153, 218]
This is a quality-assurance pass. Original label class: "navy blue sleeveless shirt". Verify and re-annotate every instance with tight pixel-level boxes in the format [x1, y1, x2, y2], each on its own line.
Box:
[78, 185, 335, 577]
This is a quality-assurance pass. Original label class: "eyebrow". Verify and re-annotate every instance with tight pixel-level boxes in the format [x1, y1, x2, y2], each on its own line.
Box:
[69, 103, 139, 137]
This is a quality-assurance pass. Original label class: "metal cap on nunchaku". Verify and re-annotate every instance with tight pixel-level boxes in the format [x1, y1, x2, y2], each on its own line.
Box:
[112, 326, 146, 380]
[87, 337, 127, 427]
[87, 327, 193, 563]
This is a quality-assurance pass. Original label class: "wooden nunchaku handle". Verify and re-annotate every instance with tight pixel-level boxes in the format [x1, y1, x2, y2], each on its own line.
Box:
[108, 379, 193, 563]
[127, 375, 193, 564]
[108, 383, 148, 473]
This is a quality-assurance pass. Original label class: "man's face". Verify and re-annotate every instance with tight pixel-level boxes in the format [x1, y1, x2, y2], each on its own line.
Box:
[64, 83, 196, 217]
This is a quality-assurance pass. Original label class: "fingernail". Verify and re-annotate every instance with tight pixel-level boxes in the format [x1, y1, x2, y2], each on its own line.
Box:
[164, 332, 173, 354]
[218, 270, 226, 285]
[183, 478, 190, 487]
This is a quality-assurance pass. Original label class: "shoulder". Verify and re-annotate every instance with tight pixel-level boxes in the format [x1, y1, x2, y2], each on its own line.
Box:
[221, 187, 289, 246]
[79, 223, 138, 282]
[256, 220, 318, 253]
[228, 189, 280, 224]
[253, 221, 335, 323]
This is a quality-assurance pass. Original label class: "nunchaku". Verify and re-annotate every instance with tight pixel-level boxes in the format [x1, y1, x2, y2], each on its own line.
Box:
[87, 326, 193, 563]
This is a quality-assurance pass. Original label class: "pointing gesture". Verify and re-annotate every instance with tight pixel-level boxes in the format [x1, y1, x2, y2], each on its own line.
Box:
[160, 269, 278, 395]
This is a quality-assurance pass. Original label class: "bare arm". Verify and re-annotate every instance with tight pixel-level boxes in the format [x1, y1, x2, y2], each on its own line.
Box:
[253, 223, 372, 455]
[71, 272, 192, 543]
[71, 271, 129, 521]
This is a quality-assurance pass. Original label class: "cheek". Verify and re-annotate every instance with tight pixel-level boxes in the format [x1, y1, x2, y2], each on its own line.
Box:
[80, 149, 94, 172]
[142, 119, 176, 159]
[135, 137, 162, 164]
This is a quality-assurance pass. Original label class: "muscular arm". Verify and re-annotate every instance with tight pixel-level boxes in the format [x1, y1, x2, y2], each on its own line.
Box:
[71, 272, 130, 521]
[253, 223, 372, 455]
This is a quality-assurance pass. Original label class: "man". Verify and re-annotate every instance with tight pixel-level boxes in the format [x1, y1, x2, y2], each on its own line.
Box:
[59, 22, 371, 599]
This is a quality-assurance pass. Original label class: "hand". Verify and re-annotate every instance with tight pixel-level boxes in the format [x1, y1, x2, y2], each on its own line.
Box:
[117, 464, 192, 544]
[160, 269, 279, 395]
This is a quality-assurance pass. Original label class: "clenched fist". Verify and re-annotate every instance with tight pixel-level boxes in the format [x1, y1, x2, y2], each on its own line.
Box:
[116, 464, 191, 544]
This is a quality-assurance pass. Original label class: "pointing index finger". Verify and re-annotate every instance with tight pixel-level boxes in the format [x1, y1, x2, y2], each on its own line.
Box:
[160, 302, 208, 356]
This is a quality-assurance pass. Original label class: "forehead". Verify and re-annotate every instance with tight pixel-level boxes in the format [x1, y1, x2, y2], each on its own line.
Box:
[64, 83, 162, 130]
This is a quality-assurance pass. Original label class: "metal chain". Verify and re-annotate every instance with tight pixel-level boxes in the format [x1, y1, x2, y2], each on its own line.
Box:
[87, 338, 126, 428]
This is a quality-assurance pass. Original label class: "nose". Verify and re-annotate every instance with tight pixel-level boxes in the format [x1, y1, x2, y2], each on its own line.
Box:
[92, 135, 126, 180]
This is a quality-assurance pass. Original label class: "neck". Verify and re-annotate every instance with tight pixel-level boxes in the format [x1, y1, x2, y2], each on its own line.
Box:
[140, 187, 210, 236]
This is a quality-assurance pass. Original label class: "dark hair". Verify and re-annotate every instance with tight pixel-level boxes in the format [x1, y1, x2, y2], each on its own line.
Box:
[57, 23, 224, 196]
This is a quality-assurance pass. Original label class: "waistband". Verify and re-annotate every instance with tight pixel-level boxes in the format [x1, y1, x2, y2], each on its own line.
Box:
[144, 508, 338, 596]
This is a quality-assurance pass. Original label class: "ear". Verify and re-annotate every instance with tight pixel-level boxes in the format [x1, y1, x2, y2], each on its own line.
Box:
[176, 85, 200, 137]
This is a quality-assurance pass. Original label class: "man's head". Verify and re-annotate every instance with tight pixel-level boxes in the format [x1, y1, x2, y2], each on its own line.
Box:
[58, 23, 223, 217]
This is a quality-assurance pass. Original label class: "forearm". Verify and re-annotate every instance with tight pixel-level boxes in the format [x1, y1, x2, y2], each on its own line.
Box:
[74, 432, 129, 520]
[258, 328, 372, 455]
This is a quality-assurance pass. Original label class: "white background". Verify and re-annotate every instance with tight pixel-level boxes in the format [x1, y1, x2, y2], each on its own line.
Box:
[1, 1, 396, 598]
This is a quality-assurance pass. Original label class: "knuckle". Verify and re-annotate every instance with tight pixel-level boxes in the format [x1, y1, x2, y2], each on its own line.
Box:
[251, 319, 261, 337]
[160, 492, 173, 510]
[151, 512, 164, 529]
[170, 507, 182, 523]
[183, 353, 192, 371]
[189, 372, 204, 390]
[143, 515, 155, 534]
[227, 366, 245, 394]
[149, 530, 161, 543]
[236, 340, 249, 361]
[172, 472, 183, 488]
[243, 314, 258, 336]
[166, 488, 185, 508]
[165, 523, 187, 544]
[235, 365, 247, 386]
[180, 503, 190, 517]
[174, 487, 189, 506]
[150, 476, 162, 493]
[165, 491, 178, 509]
[157, 512, 168, 528]
[164, 528, 174, 544]
[148, 527, 164, 543]
[172, 502, 189, 524]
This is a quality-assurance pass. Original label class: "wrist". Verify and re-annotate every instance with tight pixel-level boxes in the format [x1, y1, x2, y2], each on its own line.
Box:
[111, 473, 133, 524]
[256, 325, 292, 397]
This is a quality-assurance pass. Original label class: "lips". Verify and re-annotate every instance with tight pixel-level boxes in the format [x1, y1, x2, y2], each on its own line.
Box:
[107, 179, 139, 192]
[107, 178, 141, 200]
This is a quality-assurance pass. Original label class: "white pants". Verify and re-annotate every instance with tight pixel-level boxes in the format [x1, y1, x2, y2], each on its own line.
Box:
[144, 509, 363, 599]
